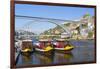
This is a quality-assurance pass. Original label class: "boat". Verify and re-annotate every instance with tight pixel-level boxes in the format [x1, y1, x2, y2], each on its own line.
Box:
[33, 39, 54, 56]
[20, 40, 34, 54]
[52, 39, 74, 53]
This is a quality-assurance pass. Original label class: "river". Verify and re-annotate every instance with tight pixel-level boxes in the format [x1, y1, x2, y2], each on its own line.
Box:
[16, 39, 95, 66]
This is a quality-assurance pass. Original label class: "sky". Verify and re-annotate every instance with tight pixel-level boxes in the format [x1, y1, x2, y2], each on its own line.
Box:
[15, 4, 95, 34]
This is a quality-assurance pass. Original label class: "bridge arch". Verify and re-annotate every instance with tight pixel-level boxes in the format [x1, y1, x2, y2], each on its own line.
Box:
[21, 20, 71, 36]
[15, 15, 72, 38]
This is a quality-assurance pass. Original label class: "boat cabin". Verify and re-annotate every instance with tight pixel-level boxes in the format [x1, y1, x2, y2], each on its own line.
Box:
[21, 40, 33, 51]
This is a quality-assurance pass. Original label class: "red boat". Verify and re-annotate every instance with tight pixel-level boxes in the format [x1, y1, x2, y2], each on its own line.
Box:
[34, 39, 54, 56]
[53, 39, 74, 53]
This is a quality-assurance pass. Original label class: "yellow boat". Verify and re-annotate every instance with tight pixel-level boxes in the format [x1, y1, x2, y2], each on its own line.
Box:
[53, 39, 74, 53]
[64, 45, 74, 50]
[55, 45, 74, 51]
[21, 40, 34, 53]
[21, 48, 33, 53]
[35, 46, 53, 52]
[35, 46, 53, 56]
[35, 39, 54, 56]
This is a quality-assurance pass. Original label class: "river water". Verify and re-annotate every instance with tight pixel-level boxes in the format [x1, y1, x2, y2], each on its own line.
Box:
[16, 40, 95, 66]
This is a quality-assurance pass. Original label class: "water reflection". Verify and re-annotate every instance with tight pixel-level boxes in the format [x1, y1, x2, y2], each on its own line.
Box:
[17, 51, 73, 66]
[20, 53, 33, 64]
[54, 52, 73, 64]
[34, 52, 54, 64]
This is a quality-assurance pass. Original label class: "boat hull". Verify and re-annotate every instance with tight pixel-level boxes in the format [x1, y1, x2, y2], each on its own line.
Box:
[21, 51, 33, 56]
[20, 48, 34, 56]
[35, 48, 54, 56]
[54, 46, 74, 53]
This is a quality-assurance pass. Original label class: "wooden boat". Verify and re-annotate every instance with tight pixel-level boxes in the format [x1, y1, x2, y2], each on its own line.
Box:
[34, 39, 54, 56]
[21, 40, 34, 54]
[53, 39, 74, 53]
